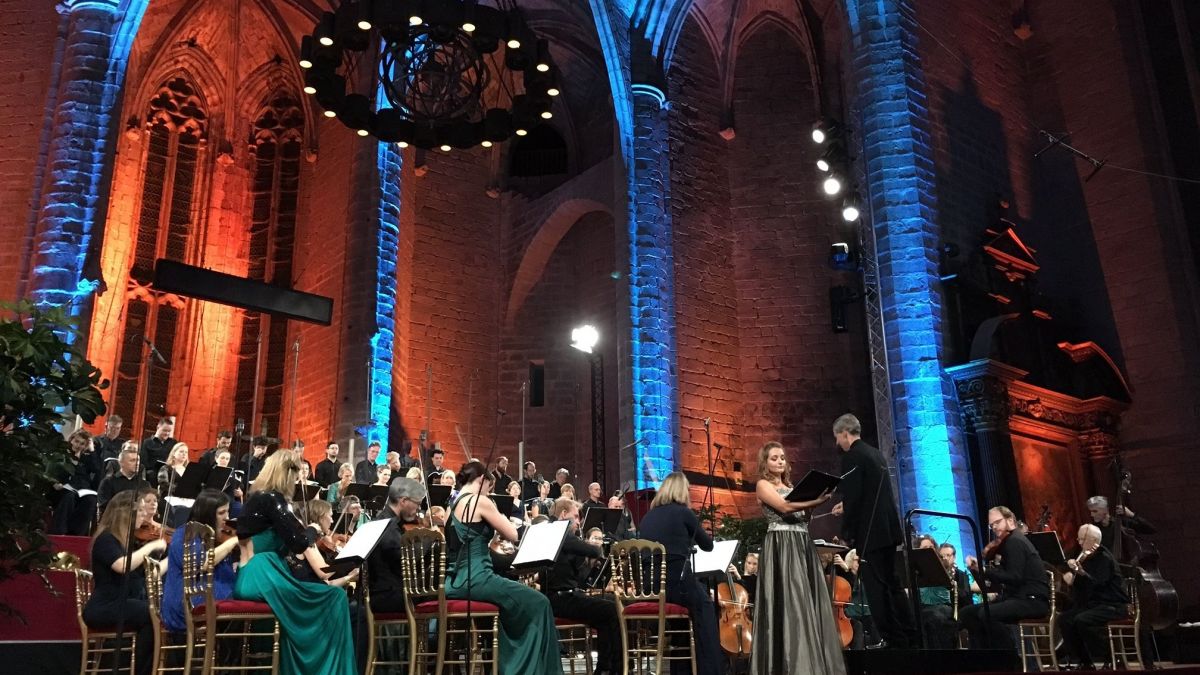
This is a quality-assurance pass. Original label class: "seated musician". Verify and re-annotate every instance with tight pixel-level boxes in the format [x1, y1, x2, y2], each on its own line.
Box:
[546, 499, 621, 675]
[365, 478, 426, 615]
[1059, 523, 1129, 670]
[1086, 496, 1156, 556]
[918, 541, 972, 648]
[961, 506, 1049, 648]
[161, 489, 238, 638]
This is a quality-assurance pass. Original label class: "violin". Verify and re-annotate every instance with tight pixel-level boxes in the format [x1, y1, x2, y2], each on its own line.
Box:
[981, 529, 1010, 561]
[317, 532, 348, 563]
[134, 519, 173, 545]
[717, 575, 753, 657]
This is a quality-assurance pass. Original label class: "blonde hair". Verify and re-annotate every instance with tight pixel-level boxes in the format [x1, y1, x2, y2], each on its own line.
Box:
[560, 483, 576, 498]
[405, 466, 423, 481]
[252, 449, 301, 496]
[651, 472, 691, 508]
[168, 442, 190, 466]
[304, 499, 332, 526]
[338, 462, 353, 477]
[757, 441, 791, 486]
[552, 498, 581, 519]
[95, 490, 138, 548]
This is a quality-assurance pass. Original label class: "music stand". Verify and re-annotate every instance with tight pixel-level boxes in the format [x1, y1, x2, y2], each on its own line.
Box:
[581, 507, 623, 537]
[344, 484, 389, 513]
[1027, 531, 1067, 566]
[511, 519, 570, 571]
[910, 547, 952, 590]
[204, 466, 233, 491]
[292, 482, 321, 503]
[490, 495, 515, 518]
[425, 485, 453, 510]
[322, 517, 392, 579]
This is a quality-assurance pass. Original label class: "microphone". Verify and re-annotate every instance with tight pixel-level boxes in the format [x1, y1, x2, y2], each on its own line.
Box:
[714, 442, 725, 450]
[235, 418, 245, 434]
[703, 417, 711, 427]
[143, 337, 166, 365]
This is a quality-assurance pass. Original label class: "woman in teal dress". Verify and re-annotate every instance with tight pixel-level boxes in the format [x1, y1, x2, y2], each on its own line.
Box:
[233, 450, 357, 675]
[445, 460, 562, 675]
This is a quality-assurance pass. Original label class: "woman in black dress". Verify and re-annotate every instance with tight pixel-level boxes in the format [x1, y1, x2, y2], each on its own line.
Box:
[83, 490, 168, 675]
[638, 472, 719, 675]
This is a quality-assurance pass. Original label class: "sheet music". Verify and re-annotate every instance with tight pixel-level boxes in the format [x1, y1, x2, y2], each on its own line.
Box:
[512, 519, 569, 567]
[62, 485, 98, 498]
[334, 517, 392, 562]
[692, 539, 739, 575]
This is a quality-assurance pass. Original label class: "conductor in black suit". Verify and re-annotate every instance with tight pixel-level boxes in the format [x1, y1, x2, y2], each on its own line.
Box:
[831, 413, 912, 648]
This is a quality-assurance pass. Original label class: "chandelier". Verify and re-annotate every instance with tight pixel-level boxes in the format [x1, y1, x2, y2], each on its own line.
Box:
[299, 0, 560, 151]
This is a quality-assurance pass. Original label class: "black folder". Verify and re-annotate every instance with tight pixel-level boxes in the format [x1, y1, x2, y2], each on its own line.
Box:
[786, 467, 856, 502]
[168, 463, 209, 500]
[344, 483, 389, 511]
[581, 507, 624, 536]
[1027, 531, 1066, 566]
[909, 546, 953, 589]
[204, 466, 234, 491]
[292, 481, 321, 503]
[425, 485, 453, 510]
[490, 494, 515, 518]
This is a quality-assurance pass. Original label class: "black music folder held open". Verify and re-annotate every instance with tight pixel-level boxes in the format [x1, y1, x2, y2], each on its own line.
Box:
[786, 467, 856, 502]
[343, 483, 389, 511]
[581, 507, 624, 536]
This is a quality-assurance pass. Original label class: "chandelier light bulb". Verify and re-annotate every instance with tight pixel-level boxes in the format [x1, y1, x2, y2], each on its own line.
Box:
[357, 20, 372, 31]
[515, 128, 528, 136]
[507, 38, 521, 49]
[547, 87, 560, 97]
[323, 109, 337, 118]
[462, 22, 476, 32]
[822, 176, 842, 195]
[409, 15, 423, 26]
[303, 85, 317, 95]
[540, 111, 552, 119]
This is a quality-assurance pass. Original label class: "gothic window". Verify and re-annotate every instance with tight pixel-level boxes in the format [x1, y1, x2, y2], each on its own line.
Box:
[110, 77, 208, 430]
[232, 94, 304, 438]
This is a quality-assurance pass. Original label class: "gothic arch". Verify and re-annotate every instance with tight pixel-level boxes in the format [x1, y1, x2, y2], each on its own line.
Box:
[505, 198, 613, 329]
[727, 11, 823, 118]
[132, 52, 225, 131]
[239, 60, 317, 151]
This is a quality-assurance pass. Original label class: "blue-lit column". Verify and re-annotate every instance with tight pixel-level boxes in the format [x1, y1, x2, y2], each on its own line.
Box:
[846, 0, 975, 549]
[628, 82, 678, 487]
[366, 143, 401, 453]
[29, 0, 148, 312]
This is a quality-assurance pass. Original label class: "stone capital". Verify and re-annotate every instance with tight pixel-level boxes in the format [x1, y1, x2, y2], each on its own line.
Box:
[631, 83, 668, 110]
[60, 0, 120, 13]
[946, 359, 1027, 431]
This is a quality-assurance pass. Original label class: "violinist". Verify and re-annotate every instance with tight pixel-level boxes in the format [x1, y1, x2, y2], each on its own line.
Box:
[365, 478, 426, 618]
[749, 441, 844, 675]
[1059, 523, 1129, 670]
[134, 487, 171, 545]
[302, 500, 352, 570]
[961, 506, 1049, 649]
[545, 499, 621, 675]
[1087, 495, 1156, 560]
[161, 489, 238, 636]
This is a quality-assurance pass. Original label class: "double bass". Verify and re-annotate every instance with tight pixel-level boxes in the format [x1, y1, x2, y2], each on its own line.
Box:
[1112, 458, 1178, 631]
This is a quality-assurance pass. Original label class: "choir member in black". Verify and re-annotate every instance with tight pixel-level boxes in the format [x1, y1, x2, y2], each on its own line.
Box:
[240, 437, 268, 483]
[526, 480, 554, 518]
[1059, 523, 1129, 670]
[638, 472, 720, 675]
[831, 413, 912, 648]
[492, 456, 514, 496]
[727, 552, 758, 604]
[505, 480, 526, 521]
[98, 443, 143, 511]
[212, 448, 244, 512]
[549, 468, 570, 499]
[547, 499, 622, 675]
[962, 506, 1049, 648]
[140, 416, 177, 486]
[89, 414, 125, 477]
[315, 441, 341, 487]
[918, 542, 973, 649]
[426, 447, 447, 484]
[583, 482, 606, 510]
[197, 430, 233, 468]
[1086, 495, 1157, 560]
[520, 461, 541, 501]
[50, 429, 100, 535]
[353, 440, 382, 484]
[83, 490, 168, 675]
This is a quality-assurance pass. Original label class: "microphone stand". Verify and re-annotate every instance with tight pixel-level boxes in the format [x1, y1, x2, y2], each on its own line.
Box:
[700, 420, 724, 534]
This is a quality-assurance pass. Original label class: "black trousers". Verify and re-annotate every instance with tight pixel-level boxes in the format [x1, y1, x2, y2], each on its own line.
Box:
[82, 598, 154, 675]
[666, 577, 720, 675]
[550, 590, 621, 672]
[919, 604, 959, 649]
[959, 596, 1048, 649]
[1059, 602, 1125, 666]
[52, 490, 96, 536]
[859, 547, 913, 647]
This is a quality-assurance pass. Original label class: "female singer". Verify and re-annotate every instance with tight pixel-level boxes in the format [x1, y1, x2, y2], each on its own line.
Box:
[157, 442, 189, 487]
[750, 441, 845, 675]
[232, 450, 357, 675]
[560, 483, 577, 502]
[638, 472, 720, 675]
[161, 489, 237, 635]
[445, 460, 562, 675]
[528, 480, 554, 518]
[405, 466, 424, 482]
[327, 463, 354, 503]
[83, 490, 168, 675]
[439, 469, 457, 487]
[373, 465, 393, 487]
[505, 480, 526, 521]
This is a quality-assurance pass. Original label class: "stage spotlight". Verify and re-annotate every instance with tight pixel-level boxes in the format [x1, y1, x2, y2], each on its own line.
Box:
[822, 175, 843, 196]
[570, 325, 599, 353]
[829, 243, 856, 270]
[841, 191, 862, 221]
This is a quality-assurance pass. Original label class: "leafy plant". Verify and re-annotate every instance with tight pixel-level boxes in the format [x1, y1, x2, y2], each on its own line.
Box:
[0, 300, 108, 617]
[695, 502, 769, 564]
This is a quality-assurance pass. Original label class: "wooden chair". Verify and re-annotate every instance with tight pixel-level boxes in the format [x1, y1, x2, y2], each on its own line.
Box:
[399, 527, 500, 675]
[74, 568, 137, 674]
[1017, 570, 1058, 672]
[1107, 577, 1143, 670]
[609, 539, 696, 675]
[144, 559, 191, 673]
[361, 565, 411, 675]
[181, 522, 280, 674]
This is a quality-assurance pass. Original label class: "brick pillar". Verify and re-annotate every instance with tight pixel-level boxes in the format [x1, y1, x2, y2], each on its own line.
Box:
[847, 0, 974, 545]
[29, 0, 146, 313]
[628, 82, 678, 486]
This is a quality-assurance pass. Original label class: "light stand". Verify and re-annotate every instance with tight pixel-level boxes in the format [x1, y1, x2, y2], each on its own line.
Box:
[588, 352, 605, 488]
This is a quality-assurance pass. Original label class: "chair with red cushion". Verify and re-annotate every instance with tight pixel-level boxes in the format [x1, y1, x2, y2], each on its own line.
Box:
[609, 539, 696, 675]
[181, 522, 280, 675]
[399, 527, 500, 675]
[360, 565, 410, 675]
[75, 568, 137, 674]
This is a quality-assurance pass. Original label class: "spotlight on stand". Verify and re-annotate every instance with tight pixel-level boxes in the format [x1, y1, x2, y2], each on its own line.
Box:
[812, 119, 840, 145]
[570, 325, 599, 354]
[829, 243, 857, 271]
[822, 175, 843, 196]
[841, 191, 862, 222]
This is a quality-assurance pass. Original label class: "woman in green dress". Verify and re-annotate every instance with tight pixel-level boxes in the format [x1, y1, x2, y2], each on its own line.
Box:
[233, 450, 358, 675]
[446, 460, 563, 675]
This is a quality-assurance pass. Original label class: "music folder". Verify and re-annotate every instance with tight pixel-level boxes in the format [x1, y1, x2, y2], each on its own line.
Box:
[692, 539, 739, 577]
[909, 546, 952, 588]
[424, 485, 453, 510]
[511, 519, 570, 570]
[786, 467, 857, 502]
[322, 516, 392, 579]
[1027, 531, 1066, 566]
[169, 463, 209, 500]
[204, 466, 233, 491]
[490, 494, 515, 518]
[292, 481, 321, 503]
[344, 483, 388, 511]
[581, 507, 624, 537]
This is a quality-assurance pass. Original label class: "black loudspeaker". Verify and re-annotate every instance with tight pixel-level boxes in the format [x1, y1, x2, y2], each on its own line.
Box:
[843, 648, 1019, 674]
[153, 259, 333, 325]
[830, 285, 860, 333]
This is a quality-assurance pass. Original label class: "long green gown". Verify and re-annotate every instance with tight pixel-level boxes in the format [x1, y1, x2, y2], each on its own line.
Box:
[445, 496, 563, 675]
[233, 529, 357, 675]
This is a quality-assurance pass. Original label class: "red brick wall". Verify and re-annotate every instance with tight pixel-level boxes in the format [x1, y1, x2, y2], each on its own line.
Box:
[0, 2, 61, 307]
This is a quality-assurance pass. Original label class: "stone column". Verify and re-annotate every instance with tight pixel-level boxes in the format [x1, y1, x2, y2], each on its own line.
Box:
[1079, 428, 1120, 501]
[627, 81, 678, 487]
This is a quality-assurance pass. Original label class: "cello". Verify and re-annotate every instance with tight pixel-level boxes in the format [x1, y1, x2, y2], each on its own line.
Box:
[717, 570, 753, 658]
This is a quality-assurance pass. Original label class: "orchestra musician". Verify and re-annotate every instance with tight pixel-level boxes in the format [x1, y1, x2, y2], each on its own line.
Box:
[141, 416, 178, 486]
[549, 467, 570, 499]
[918, 541, 972, 649]
[161, 489, 238, 636]
[962, 506, 1049, 648]
[1059, 523, 1129, 670]
[98, 443, 142, 511]
[49, 429, 99, 535]
[527, 480, 554, 518]
[1086, 495, 1157, 559]
[232, 450, 357, 675]
[83, 490, 168, 675]
[445, 460, 563, 675]
[366, 478, 426, 613]
[638, 472, 720, 675]
[546, 498, 621, 675]
[353, 440, 382, 484]
[326, 463, 355, 504]
[315, 441, 341, 487]
[727, 551, 758, 604]
[750, 441, 845, 675]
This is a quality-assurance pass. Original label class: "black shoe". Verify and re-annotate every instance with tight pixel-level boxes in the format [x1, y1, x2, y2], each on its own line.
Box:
[866, 639, 888, 650]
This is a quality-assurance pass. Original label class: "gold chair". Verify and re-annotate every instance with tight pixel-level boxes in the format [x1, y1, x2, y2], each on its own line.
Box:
[181, 522, 280, 674]
[399, 527, 500, 675]
[74, 568, 137, 674]
[609, 539, 696, 675]
[555, 618, 595, 675]
[361, 565, 411, 675]
[1107, 577, 1143, 669]
[1017, 570, 1058, 672]
[145, 559, 191, 673]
